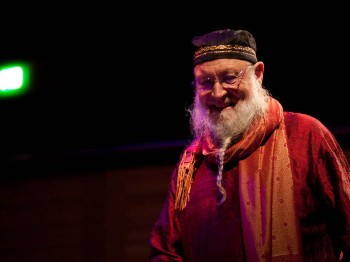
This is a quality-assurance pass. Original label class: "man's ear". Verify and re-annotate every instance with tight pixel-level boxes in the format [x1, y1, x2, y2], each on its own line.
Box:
[254, 62, 264, 83]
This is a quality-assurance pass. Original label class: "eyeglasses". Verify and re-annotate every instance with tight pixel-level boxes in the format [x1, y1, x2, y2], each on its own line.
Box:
[193, 66, 250, 93]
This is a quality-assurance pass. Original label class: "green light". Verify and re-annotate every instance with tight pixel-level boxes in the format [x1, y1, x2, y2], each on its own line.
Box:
[0, 62, 30, 98]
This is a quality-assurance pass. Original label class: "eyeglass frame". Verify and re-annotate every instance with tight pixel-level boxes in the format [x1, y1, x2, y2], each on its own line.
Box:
[192, 65, 252, 93]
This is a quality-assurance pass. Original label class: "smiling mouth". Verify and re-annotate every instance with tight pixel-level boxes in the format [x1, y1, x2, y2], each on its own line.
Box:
[210, 102, 235, 112]
[210, 102, 236, 110]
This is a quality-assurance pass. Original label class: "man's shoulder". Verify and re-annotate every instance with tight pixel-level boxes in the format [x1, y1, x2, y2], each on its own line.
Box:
[284, 111, 323, 125]
[283, 111, 332, 137]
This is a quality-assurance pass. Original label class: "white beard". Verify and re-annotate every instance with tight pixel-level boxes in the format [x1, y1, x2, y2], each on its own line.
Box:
[189, 73, 270, 148]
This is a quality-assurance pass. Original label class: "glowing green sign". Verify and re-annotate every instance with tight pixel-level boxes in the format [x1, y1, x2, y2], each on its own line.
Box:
[0, 62, 30, 98]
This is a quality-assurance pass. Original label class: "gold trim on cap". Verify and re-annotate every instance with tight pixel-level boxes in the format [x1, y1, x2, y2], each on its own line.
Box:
[194, 44, 257, 61]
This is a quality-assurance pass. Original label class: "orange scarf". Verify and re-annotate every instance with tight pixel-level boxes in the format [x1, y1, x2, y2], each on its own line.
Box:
[236, 99, 303, 261]
[175, 97, 303, 261]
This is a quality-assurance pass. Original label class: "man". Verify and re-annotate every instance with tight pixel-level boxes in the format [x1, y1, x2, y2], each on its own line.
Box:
[149, 29, 350, 261]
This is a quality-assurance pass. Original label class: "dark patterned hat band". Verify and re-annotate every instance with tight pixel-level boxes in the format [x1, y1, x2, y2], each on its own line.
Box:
[192, 29, 258, 65]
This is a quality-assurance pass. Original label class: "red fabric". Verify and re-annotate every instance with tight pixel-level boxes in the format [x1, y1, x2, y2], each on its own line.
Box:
[149, 112, 350, 262]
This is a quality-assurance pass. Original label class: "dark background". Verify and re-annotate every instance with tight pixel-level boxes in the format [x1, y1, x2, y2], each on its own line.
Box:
[1, 5, 349, 158]
[1, 5, 350, 262]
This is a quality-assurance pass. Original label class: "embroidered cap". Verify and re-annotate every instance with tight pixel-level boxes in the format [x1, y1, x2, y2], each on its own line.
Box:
[192, 29, 258, 65]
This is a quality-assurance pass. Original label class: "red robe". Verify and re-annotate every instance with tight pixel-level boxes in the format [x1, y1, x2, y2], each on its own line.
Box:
[149, 112, 350, 261]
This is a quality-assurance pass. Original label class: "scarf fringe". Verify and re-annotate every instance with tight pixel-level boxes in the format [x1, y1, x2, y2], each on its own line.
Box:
[174, 150, 198, 210]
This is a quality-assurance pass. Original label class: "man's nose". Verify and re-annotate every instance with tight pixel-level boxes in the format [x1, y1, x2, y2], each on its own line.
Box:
[211, 81, 227, 98]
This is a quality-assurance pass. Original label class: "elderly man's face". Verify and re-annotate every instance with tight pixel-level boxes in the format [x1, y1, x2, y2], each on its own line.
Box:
[190, 59, 267, 146]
